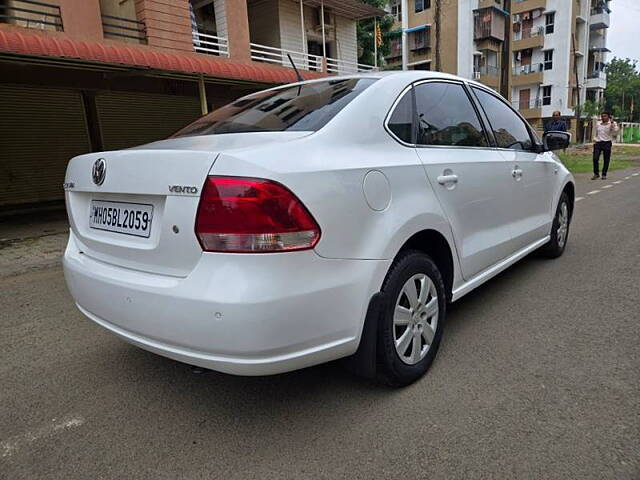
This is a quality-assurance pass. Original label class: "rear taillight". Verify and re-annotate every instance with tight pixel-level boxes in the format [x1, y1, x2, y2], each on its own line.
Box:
[195, 176, 321, 253]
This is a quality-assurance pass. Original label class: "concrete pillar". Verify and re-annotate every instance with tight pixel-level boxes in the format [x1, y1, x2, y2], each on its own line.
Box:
[58, 0, 103, 41]
[224, 0, 251, 63]
[134, 0, 193, 52]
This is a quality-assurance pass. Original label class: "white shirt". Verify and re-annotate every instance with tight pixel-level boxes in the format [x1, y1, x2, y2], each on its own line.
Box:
[593, 121, 620, 142]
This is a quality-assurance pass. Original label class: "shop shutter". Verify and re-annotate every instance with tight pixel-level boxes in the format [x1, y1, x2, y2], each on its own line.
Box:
[95, 91, 201, 151]
[0, 84, 91, 207]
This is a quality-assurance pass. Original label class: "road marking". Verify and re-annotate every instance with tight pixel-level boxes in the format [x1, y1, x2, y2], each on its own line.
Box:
[575, 197, 585, 202]
[633, 173, 639, 177]
[587, 190, 601, 195]
[602, 184, 613, 189]
[613, 181, 623, 184]
[624, 176, 631, 180]
[1, 414, 85, 458]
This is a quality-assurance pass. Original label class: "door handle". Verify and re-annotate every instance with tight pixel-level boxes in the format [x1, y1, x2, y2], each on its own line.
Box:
[437, 174, 458, 185]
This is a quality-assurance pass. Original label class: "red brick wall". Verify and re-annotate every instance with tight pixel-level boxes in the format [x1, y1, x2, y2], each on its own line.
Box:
[134, 0, 193, 52]
[59, 0, 103, 41]
[224, 0, 251, 62]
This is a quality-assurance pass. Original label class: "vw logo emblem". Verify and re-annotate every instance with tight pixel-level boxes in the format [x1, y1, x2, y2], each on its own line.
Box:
[92, 158, 106, 186]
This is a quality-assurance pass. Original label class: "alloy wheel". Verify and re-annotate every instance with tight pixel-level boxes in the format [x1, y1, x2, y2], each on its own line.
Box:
[393, 274, 439, 365]
[557, 201, 569, 249]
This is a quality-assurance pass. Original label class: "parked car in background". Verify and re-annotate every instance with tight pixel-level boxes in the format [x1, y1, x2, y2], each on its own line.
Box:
[63, 72, 574, 386]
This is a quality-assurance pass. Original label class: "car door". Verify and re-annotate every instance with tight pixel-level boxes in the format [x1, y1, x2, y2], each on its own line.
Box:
[412, 80, 514, 281]
[471, 87, 554, 251]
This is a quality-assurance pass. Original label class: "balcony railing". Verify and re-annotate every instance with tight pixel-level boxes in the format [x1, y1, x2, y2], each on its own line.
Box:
[514, 25, 544, 41]
[588, 70, 606, 79]
[193, 31, 229, 57]
[512, 99, 542, 110]
[101, 14, 146, 43]
[0, 0, 63, 31]
[475, 65, 499, 76]
[250, 42, 323, 72]
[512, 63, 543, 76]
[326, 57, 375, 74]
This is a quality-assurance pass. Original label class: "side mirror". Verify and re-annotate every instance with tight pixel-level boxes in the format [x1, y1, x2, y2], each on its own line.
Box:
[543, 131, 571, 151]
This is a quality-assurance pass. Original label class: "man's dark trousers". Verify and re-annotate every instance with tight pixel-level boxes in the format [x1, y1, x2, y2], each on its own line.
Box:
[593, 141, 612, 176]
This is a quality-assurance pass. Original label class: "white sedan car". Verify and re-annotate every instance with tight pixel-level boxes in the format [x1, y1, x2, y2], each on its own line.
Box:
[63, 72, 574, 386]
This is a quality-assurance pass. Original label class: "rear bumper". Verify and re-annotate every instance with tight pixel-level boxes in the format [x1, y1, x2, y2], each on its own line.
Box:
[63, 232, 390, 375]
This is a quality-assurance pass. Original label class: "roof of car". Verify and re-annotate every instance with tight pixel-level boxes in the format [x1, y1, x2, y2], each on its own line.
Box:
[298, 70, 485, 87]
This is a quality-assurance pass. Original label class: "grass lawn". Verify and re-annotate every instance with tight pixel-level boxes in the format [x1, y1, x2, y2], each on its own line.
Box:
[558, 145, 639, 174]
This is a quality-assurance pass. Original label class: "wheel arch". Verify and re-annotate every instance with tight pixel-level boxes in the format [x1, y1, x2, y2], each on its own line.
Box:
[393, 229, 455, 303]
[562, 181, 575, 220]
[346, 227, 456, 380]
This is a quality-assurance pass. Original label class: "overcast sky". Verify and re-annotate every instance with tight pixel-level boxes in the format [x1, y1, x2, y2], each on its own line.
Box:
[608, 0, 639, 65]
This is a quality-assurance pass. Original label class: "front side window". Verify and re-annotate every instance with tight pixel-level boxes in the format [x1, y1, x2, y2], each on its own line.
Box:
[387, 89, 414, 144]
[173, 78, 376, 137]
[414, 82, 488, 147]
[473, 87, 533, 151]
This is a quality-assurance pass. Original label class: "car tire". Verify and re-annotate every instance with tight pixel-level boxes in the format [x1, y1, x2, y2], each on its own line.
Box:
[539, 192, 571, 259]
[376, 250, 446, 387]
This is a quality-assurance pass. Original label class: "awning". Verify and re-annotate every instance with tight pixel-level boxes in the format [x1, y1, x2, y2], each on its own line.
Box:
[406, 24, 429, 33]
[0, 30, 326, 85]
[302, 0, 386, 20]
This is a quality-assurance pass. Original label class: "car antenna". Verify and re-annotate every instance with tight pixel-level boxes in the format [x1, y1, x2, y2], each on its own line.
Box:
[287, 53, 305, 83]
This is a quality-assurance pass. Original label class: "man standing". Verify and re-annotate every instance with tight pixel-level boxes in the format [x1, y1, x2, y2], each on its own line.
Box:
[545, 111, 568, 133]
[592, 112, 619, 180]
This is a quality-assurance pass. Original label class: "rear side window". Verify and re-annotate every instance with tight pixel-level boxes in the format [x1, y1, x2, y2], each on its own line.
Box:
[414, 82, 488, 147]
[173, 78, 376, 137]
[387, 89, 414, 144]
[472, 87, 533, 151]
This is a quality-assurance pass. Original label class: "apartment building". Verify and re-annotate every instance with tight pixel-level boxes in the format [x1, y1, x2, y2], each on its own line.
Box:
[386, 0, 510, 91]
[0, 0, 383, 209]
[506, 0, 611, 135]
[386, 0, 611, 136]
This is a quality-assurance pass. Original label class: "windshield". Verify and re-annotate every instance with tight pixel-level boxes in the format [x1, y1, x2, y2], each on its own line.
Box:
[173, 78, 377, 137]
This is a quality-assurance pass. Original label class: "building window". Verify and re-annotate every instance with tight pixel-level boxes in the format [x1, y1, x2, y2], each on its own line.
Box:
[545, 12, 555, 34]
[389, 37, 402, 58]
[415, 0, 430, 13]
[544, 50, 553, 70]
[390, 0, 402, 22]
[410, 29, 429, 50]
[542, 86, 552, 106]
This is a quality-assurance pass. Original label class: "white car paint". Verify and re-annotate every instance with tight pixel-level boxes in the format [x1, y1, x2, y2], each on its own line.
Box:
[63, 71, 574, 376]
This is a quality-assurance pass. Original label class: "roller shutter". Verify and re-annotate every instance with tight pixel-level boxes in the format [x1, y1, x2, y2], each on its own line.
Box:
[0, 84, 91, 207]
[95, 91, 201, 151]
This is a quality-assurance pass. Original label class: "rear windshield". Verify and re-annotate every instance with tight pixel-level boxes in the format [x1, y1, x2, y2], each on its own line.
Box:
[173, 78, 377, 137]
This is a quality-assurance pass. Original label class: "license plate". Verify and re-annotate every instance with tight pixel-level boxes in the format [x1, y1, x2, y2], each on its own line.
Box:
[89, 200, 153, 238]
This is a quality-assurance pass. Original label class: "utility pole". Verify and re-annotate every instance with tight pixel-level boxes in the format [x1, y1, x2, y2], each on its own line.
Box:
[401, 0, 408, 70]
[572, 33, 582, 143]
[501, 0, 511, 99]
[435, 0, 442, 71]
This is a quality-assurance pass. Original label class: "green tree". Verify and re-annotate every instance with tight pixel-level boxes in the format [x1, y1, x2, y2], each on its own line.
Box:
[581, 99, 600, 120]
[357, 0, 395, 68]
[604, 58, 640, 122]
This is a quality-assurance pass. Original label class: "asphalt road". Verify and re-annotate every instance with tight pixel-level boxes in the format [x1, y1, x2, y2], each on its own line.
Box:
[1, 170, 639, 480]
